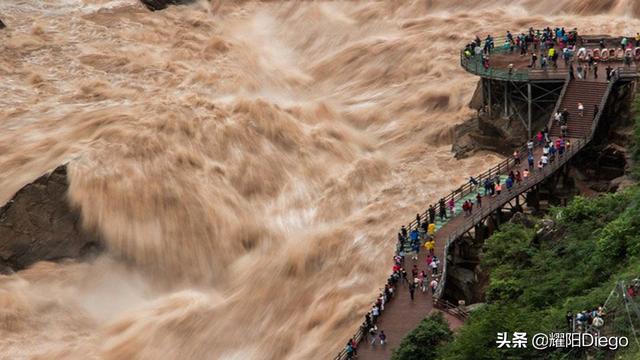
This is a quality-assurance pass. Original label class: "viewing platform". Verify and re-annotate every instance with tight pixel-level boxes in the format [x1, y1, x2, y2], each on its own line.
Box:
[336, 29, 640, 360]
[461, 33, 640, 82]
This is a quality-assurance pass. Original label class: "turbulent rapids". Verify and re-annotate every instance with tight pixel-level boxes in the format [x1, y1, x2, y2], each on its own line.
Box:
[0, 1, 639, 359]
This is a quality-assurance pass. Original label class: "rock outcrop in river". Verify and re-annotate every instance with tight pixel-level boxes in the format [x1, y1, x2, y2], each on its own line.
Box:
[0, 165, 101, 273]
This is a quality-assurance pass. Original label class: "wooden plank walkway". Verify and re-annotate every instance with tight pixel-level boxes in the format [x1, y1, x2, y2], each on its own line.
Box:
[356, 137, 587, 359]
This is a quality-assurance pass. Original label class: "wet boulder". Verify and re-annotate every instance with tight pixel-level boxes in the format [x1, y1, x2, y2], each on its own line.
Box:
[0, 165, 102, 272]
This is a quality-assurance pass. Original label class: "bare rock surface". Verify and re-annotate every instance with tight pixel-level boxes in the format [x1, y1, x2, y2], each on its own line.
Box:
[0, 165, 101, 272]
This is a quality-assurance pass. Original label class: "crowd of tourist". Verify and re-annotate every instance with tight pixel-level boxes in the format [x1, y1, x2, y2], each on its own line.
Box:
[564, 278, 640, 337]
[463, 26, 639, 80]
[343, 217, 444, 358]
[566, 306, 607, 333]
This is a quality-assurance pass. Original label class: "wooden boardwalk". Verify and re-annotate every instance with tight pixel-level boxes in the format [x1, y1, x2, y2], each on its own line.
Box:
[353, 76, 617, 359]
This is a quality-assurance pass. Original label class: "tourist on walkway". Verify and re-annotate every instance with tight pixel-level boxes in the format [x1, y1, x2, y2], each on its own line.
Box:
[528, 153, 534, 170]
[401, 225, 407, 239]
[411, 240, 420, 261]
[594, 104, 599, 120]
[410, 228, 419, 257]
[420, 271, 427, 292]
[424, 239, 435, 255]
[409, 282, 415, 301]
[428, 205, 435, 225]
[430, 256, 439, 275]
[369, 325, 378, 345]
[448, 197, 455, 217]
[606, 65, 612, 81]
[554, 111, 562, 125]
[593, 62, 598, 79]
[345, 342, 355, 359]
[527, 139, 534, 153]
[506, 176, 514, 191]
[439, 199, 447, 220]
[428, 222, 436, 237]
[561, 124, 568, 138]
[430, 278, 439, 294]
[415, 213, 421, 227]
[543, 125, 550, 143]
[530, 52, 537, 68]
[371, 305, 380, 323]
[536, 131, 544, 145]
[576, 63, 583, 79]
[379, 331, 387, 346]
[476, 193, 482, 207]
[561, 108, 569, 124]
[483, 178, 491, 196]
[495, 183, 502, 196]
[541, 154, 549, 167]
[578, 102, 584, 117]
[469, 176, 479, 190]
[513, 150, 520, 165]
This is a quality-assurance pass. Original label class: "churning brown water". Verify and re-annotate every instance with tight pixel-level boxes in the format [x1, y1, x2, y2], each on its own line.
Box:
[0, 1, 638, 359]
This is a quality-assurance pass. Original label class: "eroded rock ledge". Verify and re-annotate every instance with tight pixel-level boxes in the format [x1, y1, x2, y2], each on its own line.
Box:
[0, 165, 102, 273]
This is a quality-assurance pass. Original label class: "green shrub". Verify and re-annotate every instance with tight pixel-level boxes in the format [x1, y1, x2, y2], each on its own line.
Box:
[391, 312, 453, 360]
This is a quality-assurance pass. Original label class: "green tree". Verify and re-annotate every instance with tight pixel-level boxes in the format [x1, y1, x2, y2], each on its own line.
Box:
[391, 312, 453, 360]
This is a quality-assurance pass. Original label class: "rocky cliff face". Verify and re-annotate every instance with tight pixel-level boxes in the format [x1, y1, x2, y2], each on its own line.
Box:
[0, 165, 101, 273]
[452, 115, 529, 159]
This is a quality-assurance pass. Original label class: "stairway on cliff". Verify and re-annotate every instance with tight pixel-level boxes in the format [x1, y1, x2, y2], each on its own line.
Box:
[549, 80, 609, 139]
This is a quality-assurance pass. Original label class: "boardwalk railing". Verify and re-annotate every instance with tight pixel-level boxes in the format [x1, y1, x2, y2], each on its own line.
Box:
[436, 135, 587, 298]
[433, 298, 470, 321]
[437, 69, 623, 298]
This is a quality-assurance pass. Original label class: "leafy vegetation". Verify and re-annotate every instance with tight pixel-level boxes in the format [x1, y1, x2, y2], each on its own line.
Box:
[440, 187, 640, 360]
[391, 312, 453, 360]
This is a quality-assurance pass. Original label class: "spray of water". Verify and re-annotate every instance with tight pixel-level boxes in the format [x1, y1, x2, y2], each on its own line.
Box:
[0, 1, 638, 358]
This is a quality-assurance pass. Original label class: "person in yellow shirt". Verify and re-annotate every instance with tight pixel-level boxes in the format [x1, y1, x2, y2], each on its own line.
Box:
[635, 33, 640, 47]
[427, 223, 436, 237]
[548, 47, 555, 58]
[424, 240, 435, 254]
